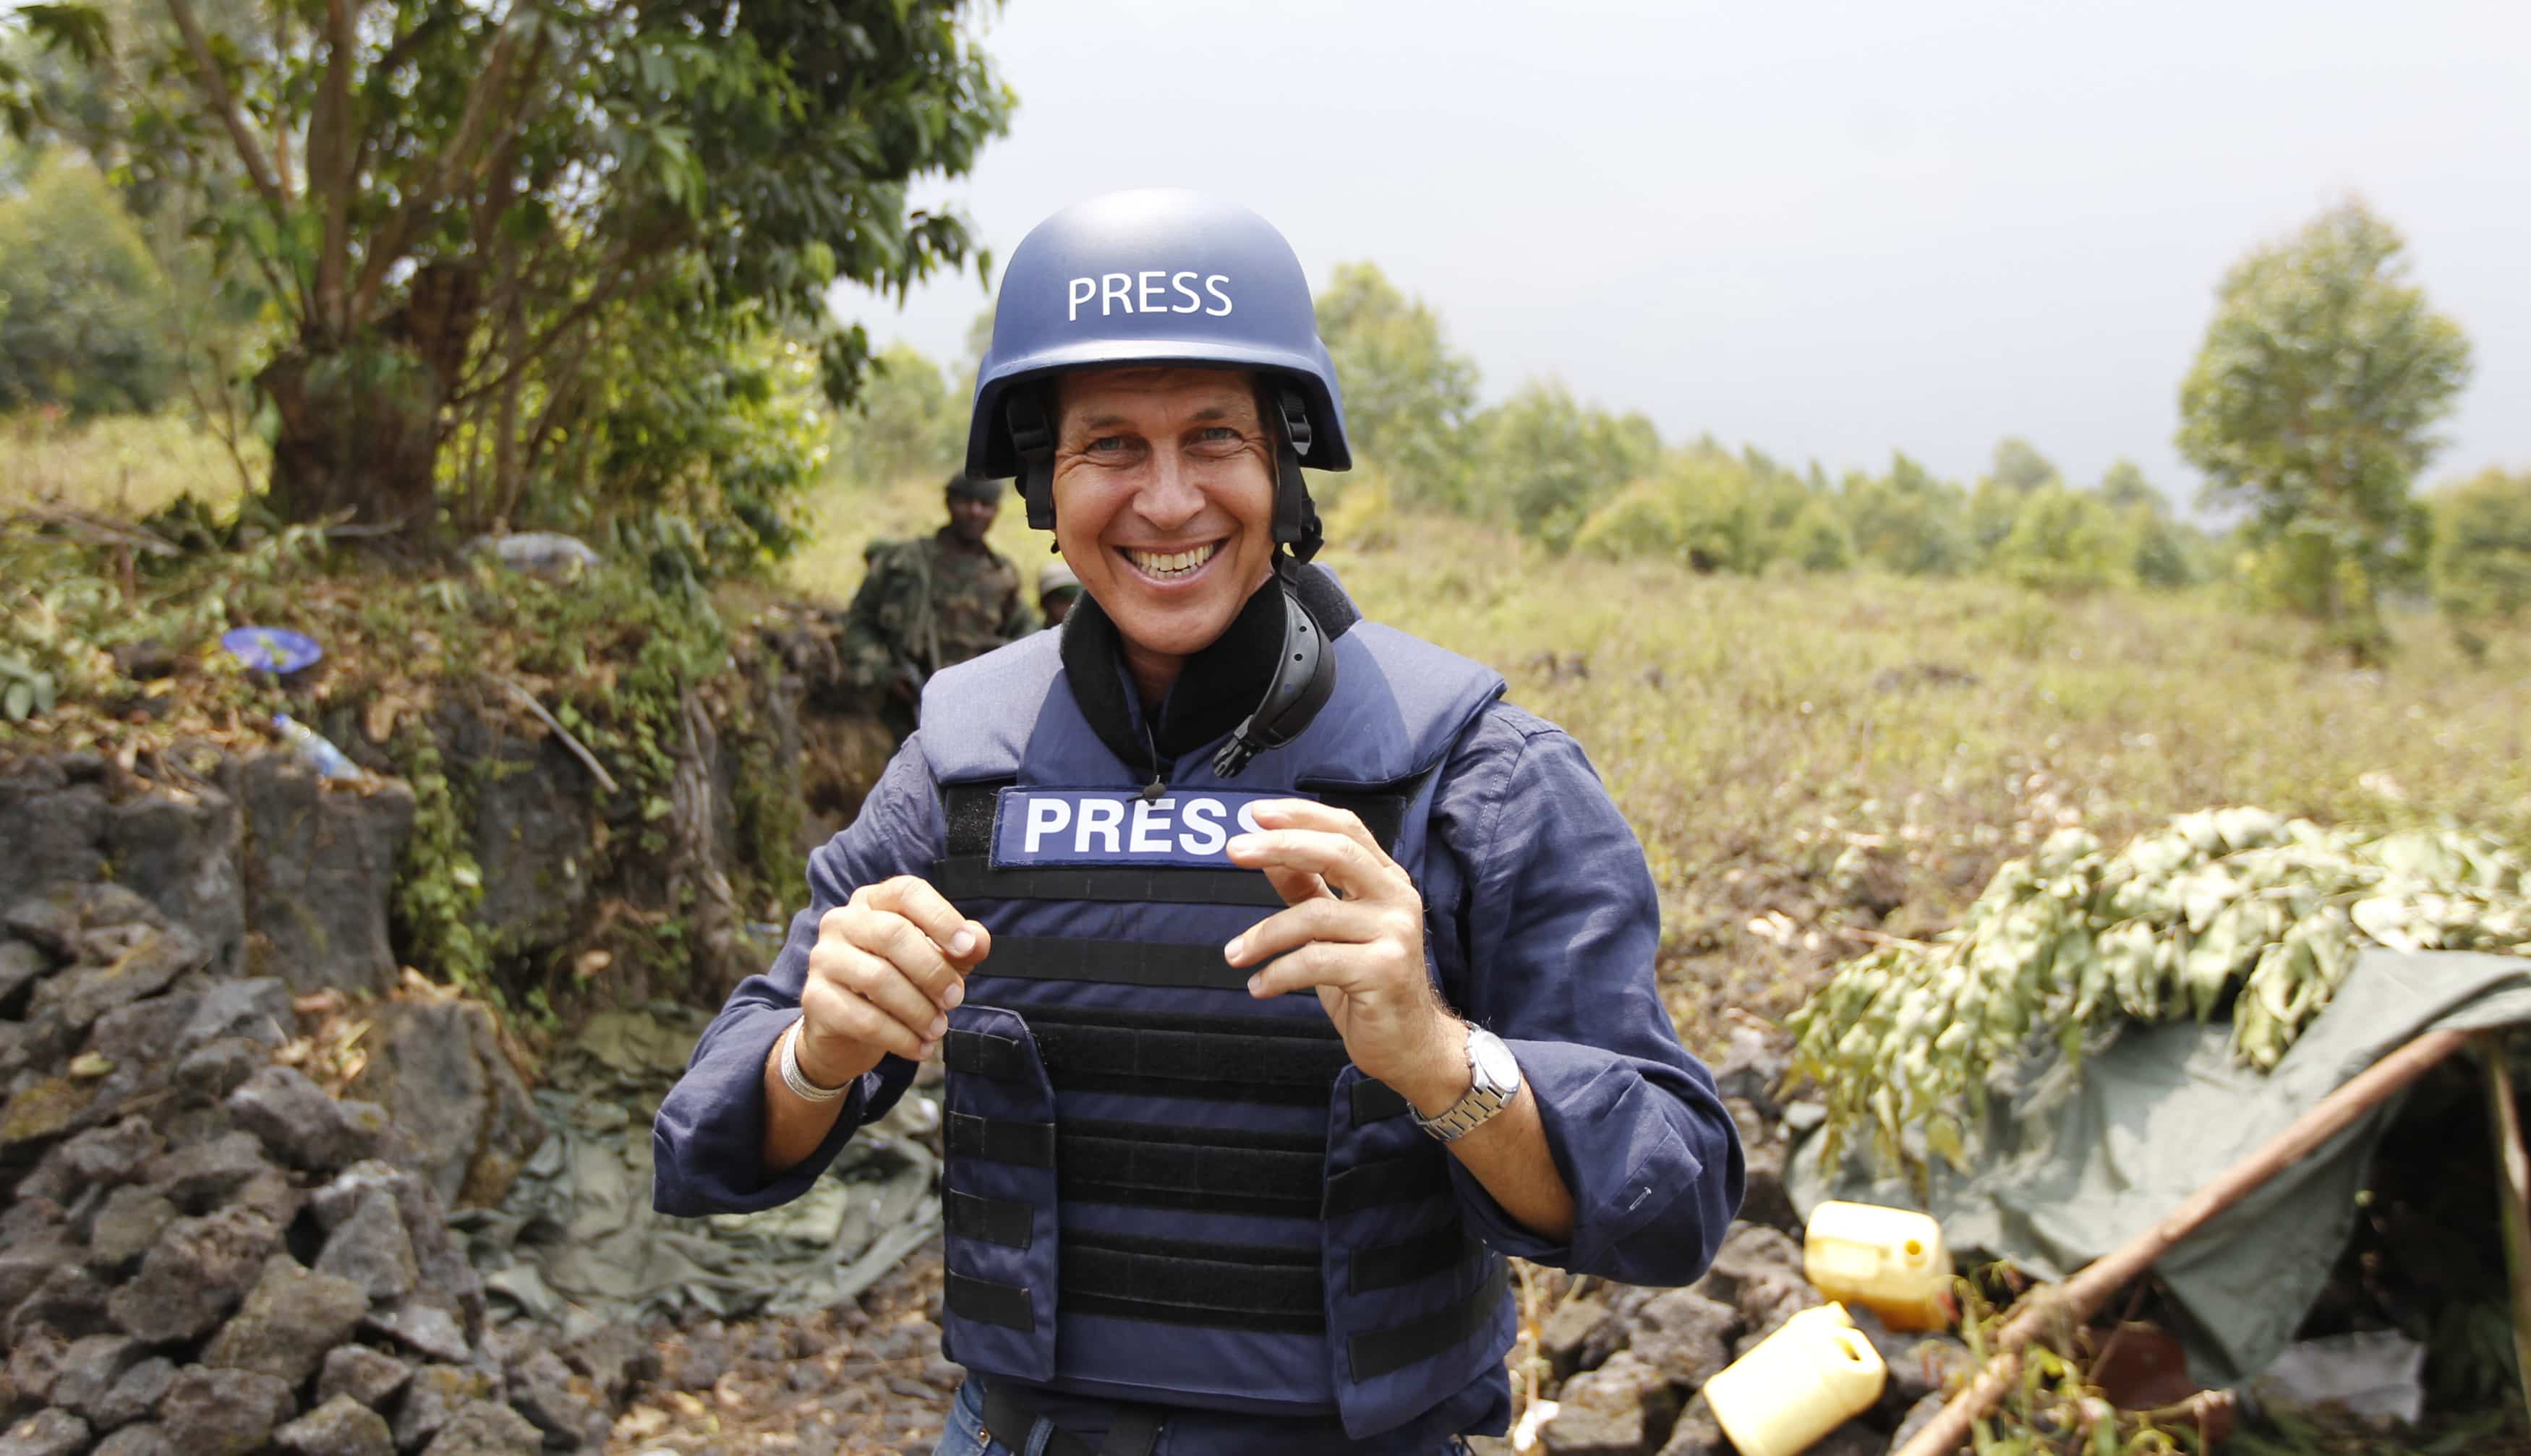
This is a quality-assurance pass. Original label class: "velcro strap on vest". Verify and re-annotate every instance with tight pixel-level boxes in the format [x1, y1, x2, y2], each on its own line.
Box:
[1323, 1153, 1451, 1217]
[1059, 1229, 1323, 1335]
[932, 856, 1288, 909]
[1057, 1119, 1326, 1220]
[946, 1270, 1034, 1332]
[943, 781, 1005, 857]
[947, 1112, 1057, 1169]
[952, 1005, 1387, 1110]
[981, 937, 1260, 992]
[945, 1189, 1033, 1249]
[1351, 1222, 1478, 1294]
[1349, 1261, 1509, 1382]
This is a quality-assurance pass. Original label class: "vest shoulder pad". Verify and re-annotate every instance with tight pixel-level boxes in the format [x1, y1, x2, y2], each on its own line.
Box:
[918, 628, 1066, 781]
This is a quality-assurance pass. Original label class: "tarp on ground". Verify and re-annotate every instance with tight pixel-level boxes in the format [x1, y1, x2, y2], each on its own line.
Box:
[1787, 950, 2531, 1385]
[453, 1005, 941, 1339]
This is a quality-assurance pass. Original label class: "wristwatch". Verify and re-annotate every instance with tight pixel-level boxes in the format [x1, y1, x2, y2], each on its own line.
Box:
[1412, 1024, 1521, 1142]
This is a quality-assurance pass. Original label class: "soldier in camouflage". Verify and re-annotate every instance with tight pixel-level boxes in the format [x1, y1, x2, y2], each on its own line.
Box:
[840, 473, 1038, 742]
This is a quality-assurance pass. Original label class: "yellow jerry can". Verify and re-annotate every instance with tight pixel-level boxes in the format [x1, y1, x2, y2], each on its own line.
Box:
[1802, 1200, 1953, 1332]
[1702, 1303, 1887, 1456]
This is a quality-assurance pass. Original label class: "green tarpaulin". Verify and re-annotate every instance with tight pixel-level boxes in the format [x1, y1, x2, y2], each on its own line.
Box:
[1788, 950, 2531, 1384]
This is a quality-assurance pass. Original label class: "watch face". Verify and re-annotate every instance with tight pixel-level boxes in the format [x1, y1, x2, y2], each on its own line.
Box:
[1469, 1030, 1520, 1092]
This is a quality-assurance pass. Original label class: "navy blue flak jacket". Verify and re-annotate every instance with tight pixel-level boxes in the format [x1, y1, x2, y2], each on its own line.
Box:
[652, 609, 1743, 1453]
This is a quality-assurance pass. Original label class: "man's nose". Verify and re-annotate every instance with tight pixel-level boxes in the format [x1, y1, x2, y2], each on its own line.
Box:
[1132, 446, 1205, 531]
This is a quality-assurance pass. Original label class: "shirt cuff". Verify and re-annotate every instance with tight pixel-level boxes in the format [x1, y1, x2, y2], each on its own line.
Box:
[651, 1006, 884, 1216]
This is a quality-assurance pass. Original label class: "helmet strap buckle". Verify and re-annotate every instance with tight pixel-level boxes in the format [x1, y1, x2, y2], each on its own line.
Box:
[1271, 388, 1323, 565]
[1004, 390, 1059, 531]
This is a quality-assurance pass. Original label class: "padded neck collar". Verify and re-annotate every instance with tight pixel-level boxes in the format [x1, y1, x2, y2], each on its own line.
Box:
[1059, 562, 1359, 774]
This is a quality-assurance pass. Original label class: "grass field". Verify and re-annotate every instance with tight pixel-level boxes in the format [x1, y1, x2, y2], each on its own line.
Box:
[1, 411, 258, 518]
[790, 470, 2531, 1054]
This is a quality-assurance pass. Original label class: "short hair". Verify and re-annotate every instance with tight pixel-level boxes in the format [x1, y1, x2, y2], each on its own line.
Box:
[946, 473, 1004, 503]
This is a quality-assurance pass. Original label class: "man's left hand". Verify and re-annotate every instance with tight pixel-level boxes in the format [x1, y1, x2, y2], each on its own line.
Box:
[1224, 800, 1469, 1112]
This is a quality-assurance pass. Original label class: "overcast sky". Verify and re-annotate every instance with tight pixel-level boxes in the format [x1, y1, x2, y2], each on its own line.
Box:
[839, 0, 2531, 504]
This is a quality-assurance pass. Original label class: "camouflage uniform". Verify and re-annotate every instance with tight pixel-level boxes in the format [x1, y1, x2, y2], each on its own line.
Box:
[839, 528, 1037, 741]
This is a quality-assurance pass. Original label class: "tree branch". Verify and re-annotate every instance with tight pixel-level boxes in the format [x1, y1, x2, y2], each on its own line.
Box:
[161, 0, 289, 219]
[447, 230, 685, 408]
[345, 11, 540, 323]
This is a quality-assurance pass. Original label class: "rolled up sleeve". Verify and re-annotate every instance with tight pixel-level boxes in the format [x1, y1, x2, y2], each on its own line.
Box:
[651, 740, 942, 1217]
[1434, 708, 1744, 1286]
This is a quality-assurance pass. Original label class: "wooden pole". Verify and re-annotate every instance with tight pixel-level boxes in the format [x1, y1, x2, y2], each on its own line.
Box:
[2479, 1031, 2531, 1420]
[1892, 1024, 2475, 1456]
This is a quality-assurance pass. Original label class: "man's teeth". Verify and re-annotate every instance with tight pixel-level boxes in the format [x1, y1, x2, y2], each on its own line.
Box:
[1127, 543, 1217, 578]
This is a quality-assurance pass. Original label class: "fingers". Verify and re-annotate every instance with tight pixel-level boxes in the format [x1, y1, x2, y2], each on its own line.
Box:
[1227, 825, 1404, 903]
[1242, 934, 1425, 1001]
[1225, 896, 1396, 969]
[798, 875, 990, 1066]
[1246, 800, 1390, 860]
[806, 930, 940, 1054]
[858, 875, 993, 974]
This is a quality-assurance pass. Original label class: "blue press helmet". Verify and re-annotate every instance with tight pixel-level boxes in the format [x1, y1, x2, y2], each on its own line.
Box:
[965, 189, 1351, 560]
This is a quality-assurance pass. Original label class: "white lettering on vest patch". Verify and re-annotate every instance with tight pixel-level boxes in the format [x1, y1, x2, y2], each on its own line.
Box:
[991, 787, 1312, 870]
[1064, 271, 1232, 320]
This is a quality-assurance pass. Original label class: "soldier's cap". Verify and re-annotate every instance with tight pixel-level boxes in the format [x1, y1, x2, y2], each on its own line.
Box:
[1038, 560, 1081, 597]
[945, 472, 1004, 503]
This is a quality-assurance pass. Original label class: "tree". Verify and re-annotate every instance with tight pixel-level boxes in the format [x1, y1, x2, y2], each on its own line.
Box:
[2178, 199, 2472, 659]
[832, 341, 963, 489]
[2430, 467, 2531, 657]
[16, 0, 1012, 544]
[1968, 436, 2060, 559]
[1992, 483, 2122, 594]
[0, 149, 174, 414]
[1842, 453, 1971, 576]
[1312, 261, 1479, 507]
[1467, 380, 1658, 550]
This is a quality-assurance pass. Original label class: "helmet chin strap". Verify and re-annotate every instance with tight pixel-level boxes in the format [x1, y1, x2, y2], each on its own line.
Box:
[1006, 382, 1321, 567]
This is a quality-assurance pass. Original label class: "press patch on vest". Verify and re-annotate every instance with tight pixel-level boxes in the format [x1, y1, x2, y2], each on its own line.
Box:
[989, 788, 1314, 869]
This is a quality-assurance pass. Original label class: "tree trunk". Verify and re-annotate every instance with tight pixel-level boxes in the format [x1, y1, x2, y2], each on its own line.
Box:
[257, 261, 479, 542]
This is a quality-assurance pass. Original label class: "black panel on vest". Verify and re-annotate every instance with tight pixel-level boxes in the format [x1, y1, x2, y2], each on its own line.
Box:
[945, 1189, 1033, 1249]
[942, 780, 1008, 858]
[932, 856, 1288, 909]
[1350, 1222, 1476, 1294]
[1057, 1119, 1326, 1220]
[1347, 1260, 1509, 1381]
[1059, 1228, 1323, 1334]
[945, 1270, 1034, 1332]
[980, 937, 1258, 992]
[946, 1112, 1057, 1169]
[1323, 1152, 1451, 1217]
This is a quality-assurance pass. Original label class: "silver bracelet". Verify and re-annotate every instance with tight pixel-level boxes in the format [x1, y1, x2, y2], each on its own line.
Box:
[778, 1018, 850, 1103]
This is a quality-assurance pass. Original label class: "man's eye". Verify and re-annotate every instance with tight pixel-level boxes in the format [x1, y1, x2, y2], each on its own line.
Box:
[1089, 436, 1128, 453]
[1195, 427, 1241, 445]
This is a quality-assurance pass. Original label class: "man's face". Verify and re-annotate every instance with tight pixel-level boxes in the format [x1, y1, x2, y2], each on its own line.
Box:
[1051, 366, 1277, 661]
[947, 490, 999, 545]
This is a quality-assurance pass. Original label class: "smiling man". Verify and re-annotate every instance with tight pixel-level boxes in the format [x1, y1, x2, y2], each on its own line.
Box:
[652, 190, 1743, 1456]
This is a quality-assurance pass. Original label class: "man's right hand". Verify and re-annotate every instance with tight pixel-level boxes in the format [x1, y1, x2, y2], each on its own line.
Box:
[796, 876, 990, 1086]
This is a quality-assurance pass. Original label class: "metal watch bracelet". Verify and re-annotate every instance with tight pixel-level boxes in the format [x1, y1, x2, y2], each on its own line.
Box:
[778, 1017, 850, 1103]
[1412, 1024, 1520, 1142]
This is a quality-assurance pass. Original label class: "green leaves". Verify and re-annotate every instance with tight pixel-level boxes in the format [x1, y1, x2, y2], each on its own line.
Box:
[1788, 807, 2531, 1174]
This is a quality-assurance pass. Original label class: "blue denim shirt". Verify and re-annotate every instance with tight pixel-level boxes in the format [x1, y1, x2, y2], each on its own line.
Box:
[652, 699, 1745, 1451]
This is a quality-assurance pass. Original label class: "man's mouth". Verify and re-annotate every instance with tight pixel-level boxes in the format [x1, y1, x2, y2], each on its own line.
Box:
[1120, 541, 1221, 582]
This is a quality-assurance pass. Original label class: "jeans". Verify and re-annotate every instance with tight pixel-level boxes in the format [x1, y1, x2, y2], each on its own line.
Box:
[927, 1382, 1476, 1455]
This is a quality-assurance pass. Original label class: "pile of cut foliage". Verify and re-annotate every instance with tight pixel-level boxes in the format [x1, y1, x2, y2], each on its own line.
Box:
[1788, 808, 2531, 1169]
